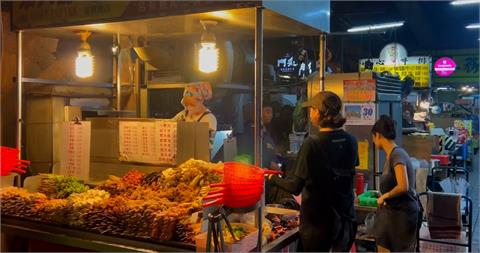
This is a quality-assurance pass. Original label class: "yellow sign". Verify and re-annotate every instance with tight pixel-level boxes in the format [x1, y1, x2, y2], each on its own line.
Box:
[360, 64, 431, 88]
[356, 140, 369, 170]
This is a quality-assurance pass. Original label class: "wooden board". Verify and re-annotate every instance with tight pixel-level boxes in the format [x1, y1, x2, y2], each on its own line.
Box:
[402, 135, 437, 161]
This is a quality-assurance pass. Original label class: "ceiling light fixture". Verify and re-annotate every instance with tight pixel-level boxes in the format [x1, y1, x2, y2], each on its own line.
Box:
[451, 0, 480, 5]
[198, 20, 219, 73]
[347, 21, 405, 33]
[75, 31, 94, 78]
[466, 23, 480, 29]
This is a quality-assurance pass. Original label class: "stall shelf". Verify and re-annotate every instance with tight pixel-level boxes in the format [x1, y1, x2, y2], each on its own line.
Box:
[1, 217, 194, 252]
[2, 216, 299, 252]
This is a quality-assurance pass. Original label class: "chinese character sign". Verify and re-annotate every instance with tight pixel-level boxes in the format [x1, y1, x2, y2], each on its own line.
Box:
[60, 121, 91, 181]
[359, 56, 432, 88]
[343, 80, 376, 102]
[119, 121, 177, 165]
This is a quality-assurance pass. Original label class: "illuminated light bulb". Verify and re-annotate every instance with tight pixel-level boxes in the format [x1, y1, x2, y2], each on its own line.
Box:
[199, 42, 219, 73]
[75, 50, 94, 78]
[75, 31, 94, 78]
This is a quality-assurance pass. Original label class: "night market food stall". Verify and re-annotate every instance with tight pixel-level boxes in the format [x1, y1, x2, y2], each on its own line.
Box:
[1, 1, 329, 252]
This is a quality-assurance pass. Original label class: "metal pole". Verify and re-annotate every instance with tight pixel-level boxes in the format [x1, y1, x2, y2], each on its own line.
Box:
[254, 9, 263, 167]
[254, 7, 264, 252]
[116, 33, 121, 112]
[17, 31, 23, 158]
[319, 33, 326, 91]
[135, 59, 141, 117]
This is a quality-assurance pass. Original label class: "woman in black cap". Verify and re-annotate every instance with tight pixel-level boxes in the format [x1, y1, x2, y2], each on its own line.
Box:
[268, 91, 359, 252]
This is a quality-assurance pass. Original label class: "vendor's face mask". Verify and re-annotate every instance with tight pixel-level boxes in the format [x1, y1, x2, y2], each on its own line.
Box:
[183, 96, 204, 115]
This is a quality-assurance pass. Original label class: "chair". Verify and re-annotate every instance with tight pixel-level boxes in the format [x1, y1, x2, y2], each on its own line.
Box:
[416, 192, 473, 252]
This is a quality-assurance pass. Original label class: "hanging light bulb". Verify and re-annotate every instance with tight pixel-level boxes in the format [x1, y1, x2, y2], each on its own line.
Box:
[75, 31, 94, 78]
[199, 20, 219, 73]
[199, 42, 219, 73]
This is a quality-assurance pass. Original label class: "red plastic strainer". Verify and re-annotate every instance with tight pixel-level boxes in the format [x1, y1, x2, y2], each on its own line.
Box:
[1, 146, 29, 176]
[202, 162, 282, 208]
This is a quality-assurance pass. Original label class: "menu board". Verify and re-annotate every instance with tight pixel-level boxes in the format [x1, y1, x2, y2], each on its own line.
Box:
[359, 56, 432, 88]
[156, 121, 177, 164]
[119, 121, 177, 165]
[60, 121, 91, 180]
[372, 64, 430, 88]
[343, 80, 376, 102]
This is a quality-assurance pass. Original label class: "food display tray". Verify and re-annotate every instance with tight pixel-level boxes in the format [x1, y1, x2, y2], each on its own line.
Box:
[1, 216, 195, 252]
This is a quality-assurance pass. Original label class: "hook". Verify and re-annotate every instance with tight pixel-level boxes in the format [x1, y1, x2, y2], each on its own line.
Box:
[74, 117, 81, 125]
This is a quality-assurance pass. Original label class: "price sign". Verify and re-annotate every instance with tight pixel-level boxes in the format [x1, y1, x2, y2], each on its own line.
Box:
[345, 103, 376, 125]
[60, 121, 91, 180]
[119, 120, 177, 165]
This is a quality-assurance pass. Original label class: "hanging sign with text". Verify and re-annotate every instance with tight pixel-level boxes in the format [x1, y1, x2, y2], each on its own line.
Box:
[343, 79, 376, 102]
[60, 121, 91, 181]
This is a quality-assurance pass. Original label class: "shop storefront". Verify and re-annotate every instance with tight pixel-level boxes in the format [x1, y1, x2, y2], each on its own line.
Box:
[0, 1, 330, 252]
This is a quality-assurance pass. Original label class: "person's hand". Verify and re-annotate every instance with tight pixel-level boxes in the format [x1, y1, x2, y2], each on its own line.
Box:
[377, 192, 389, 206]
[377, 196, 385, 206]
[270, 162, 280, 170]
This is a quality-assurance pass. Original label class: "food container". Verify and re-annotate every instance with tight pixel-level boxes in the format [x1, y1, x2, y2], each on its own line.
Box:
[195, 223, 259, 252]
[431, 155, 449, 166]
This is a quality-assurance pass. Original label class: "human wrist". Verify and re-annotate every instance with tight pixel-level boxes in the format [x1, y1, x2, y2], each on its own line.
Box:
[384, 192, 390, 199]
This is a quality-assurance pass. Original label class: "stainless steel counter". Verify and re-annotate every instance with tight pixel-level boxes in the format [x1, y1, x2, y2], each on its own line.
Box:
[262, 227, 299, 252]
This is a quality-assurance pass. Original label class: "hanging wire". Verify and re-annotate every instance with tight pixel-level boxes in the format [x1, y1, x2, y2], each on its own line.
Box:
[0, 2, 3, 60]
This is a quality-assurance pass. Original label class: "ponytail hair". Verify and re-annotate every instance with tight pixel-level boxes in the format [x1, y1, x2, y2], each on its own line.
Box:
[318, 92, 346, 128]
[371, 115, 397, 140]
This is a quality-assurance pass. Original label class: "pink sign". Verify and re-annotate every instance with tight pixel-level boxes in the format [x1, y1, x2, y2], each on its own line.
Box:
[434, 57, 456, 77]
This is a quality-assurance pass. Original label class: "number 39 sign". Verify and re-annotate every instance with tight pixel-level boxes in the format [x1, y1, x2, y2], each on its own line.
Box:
[345, 103, 376, 125]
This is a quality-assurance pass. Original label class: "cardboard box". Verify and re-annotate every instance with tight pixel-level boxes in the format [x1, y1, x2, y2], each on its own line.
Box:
[25, 97, 66, 124]
[64, 106, 82, 122]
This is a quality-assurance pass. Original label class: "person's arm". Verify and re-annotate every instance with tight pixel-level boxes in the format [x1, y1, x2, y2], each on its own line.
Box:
[377, 164, 409, 205]
[268, 138, 312, 196]
[269, 174, 305, 196]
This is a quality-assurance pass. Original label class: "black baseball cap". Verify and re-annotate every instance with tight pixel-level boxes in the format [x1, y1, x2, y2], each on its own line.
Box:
[301, 91, 343, 115]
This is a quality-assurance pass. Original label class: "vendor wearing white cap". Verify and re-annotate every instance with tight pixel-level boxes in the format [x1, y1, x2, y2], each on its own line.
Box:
[173, 82, 217, 149]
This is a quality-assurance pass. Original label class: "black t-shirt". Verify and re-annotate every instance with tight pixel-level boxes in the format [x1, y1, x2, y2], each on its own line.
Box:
[271, 129, 359, 227]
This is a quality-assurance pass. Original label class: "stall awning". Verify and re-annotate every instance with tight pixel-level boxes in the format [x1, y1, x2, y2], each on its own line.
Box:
[11, 1, 330, 35]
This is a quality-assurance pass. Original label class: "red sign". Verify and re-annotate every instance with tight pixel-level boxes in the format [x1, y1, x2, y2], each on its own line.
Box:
[343, 80, 376, 102]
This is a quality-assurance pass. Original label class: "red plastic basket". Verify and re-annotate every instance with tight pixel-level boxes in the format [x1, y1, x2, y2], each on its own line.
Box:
[431, 155, 450, 166]
[203, 162, 282, 208]
[1, 146, 29, 176]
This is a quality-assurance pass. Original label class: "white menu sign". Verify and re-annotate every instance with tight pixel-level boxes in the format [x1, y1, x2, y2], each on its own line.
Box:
[60, 121, 91, 180]
[119, 121, 177, 165]
[345, 103, 376, 125]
